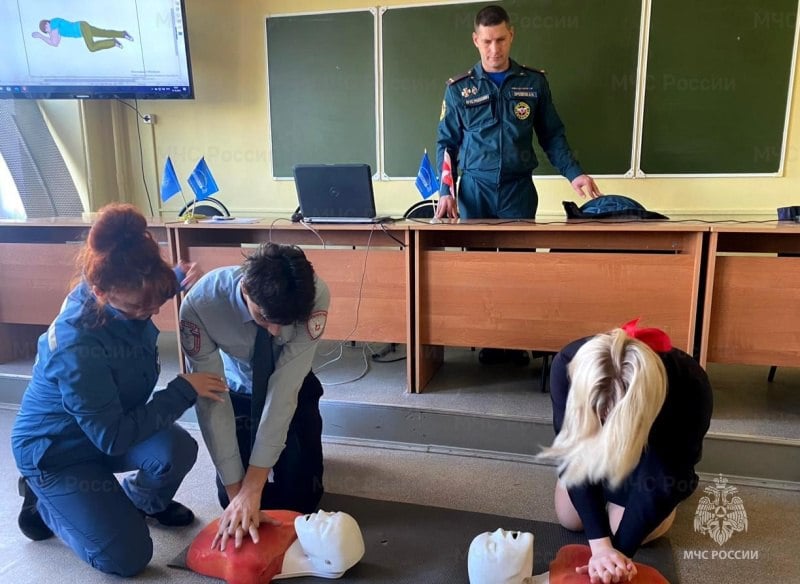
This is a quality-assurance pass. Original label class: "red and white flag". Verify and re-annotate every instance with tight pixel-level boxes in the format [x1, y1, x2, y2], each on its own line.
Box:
[441, 151, 455, 197]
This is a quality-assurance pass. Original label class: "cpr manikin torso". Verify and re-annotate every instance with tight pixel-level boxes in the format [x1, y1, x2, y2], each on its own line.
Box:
[186, 510, 364, 584]
[275, 511, 365, 579]
[468, 529, 534, 584]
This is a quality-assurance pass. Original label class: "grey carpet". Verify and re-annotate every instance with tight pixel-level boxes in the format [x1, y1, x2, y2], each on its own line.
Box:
[170, 493, 675, 583]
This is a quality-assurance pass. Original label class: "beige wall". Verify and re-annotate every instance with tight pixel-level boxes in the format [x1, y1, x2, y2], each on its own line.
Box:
[39, 101, 89, 210]
[53, 0, 800, 217]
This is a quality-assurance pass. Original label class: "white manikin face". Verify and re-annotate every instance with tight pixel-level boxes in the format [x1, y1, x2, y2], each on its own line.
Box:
[468, 528, 534, 584]
[278, 511, 365, 579]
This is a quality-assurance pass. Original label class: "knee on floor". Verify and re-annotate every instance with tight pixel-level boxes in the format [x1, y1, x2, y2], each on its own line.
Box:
[91, 534, 153, 577]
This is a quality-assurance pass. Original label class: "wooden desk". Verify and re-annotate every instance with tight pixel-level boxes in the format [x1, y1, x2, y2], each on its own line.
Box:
[700, 222, 800, 367]
[16, 217, 791, 392]
[167, 220, 412, 386]
[0, 219, 172, 363]
[413, 220, 706, 391]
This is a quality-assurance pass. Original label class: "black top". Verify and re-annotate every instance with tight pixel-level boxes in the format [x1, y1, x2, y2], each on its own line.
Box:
[550, 337, 713, 556]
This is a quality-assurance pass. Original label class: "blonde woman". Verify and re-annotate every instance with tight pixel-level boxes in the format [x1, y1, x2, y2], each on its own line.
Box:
[539, 320, 712, 584]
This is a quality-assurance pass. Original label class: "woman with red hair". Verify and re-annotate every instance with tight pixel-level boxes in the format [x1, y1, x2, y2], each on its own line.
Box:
[11, 204, 227, 576]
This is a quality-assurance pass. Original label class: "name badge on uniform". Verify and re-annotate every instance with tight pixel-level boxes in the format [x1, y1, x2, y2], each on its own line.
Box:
[511, 89, 537, 98]
[465, 94, 490, 107]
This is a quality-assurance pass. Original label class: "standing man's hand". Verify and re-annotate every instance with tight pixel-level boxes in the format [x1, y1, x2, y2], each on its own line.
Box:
[571, 175, 602, 199]
[435, 195, 459, 219]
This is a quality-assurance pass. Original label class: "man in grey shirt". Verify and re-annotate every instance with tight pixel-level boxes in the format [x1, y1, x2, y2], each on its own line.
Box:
[179, 243, 330, 550]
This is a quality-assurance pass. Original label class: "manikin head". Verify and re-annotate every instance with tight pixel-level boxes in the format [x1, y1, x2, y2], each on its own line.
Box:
[276, 511, 365, 580]
[468, 528, 534, 584]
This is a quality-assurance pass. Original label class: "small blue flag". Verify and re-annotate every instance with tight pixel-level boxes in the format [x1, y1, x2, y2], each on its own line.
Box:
[160, 156, 181, 202]
[187, 157, 219, 201]
[415, 150, 439, 199]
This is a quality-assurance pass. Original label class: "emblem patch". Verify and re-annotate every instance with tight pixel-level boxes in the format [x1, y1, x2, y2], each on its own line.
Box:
[307, 311, 327, 340]
[694, 475, 749, 546]
[180, 320, 202, 356]
[514, 101, 531, 120]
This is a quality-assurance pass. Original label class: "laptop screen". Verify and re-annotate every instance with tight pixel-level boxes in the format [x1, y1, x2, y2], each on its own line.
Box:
[293, 163, 379, 222]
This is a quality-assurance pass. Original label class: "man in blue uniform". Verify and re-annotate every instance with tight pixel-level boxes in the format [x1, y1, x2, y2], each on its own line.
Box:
[436, 5, 602, 365]
[435, 4, 601, 220]
[179, 243, 330, 551]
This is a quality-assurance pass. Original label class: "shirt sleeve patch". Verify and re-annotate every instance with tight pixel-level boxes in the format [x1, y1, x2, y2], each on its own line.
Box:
[180, 319, 202, 356]
[47, 323, 58, 351]
[306, 311, 327, 340]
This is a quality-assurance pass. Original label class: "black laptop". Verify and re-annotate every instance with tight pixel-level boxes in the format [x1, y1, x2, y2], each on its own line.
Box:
[293, 163, 390, 223]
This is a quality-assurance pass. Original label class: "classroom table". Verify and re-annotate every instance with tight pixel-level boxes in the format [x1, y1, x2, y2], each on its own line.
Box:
[412, 219, 707, 391]
[0, 218, 171, 364]
[700, 221, 800, 369]
[6, 217, 795, 393]
[0, 217, 708, 392]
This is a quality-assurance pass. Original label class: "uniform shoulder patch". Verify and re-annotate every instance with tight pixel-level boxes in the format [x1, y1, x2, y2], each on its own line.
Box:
[520, 64, 547, 75]
[307, 311, 327, 340]
[180, 319, 202, 356]
[447, 70, 472, 85]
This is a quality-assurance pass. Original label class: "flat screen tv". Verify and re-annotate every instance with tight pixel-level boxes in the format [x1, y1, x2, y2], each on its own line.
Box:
[0, 0, 194, 99]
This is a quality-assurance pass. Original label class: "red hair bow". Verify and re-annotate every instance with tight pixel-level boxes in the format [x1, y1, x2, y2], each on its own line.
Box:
[621, 318, 672, 353]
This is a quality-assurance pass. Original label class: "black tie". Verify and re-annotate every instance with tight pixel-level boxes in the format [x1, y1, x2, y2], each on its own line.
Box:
[250, 325, 275, 447]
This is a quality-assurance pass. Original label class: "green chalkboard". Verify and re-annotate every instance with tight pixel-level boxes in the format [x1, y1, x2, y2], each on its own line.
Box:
[641, 0, 797, 174]
[381, 0, 642, 177]
[266, 11, 377, 178]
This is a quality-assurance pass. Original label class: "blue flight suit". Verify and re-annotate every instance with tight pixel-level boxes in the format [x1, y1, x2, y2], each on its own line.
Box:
[11, 282, 198, 576]
[436, 59, 584, 219]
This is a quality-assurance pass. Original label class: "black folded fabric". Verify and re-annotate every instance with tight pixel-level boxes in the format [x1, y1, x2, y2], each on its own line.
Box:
[563, 195, 669, 220]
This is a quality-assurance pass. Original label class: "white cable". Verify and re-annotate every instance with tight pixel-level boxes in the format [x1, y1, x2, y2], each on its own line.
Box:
[317, 343, 371, 386]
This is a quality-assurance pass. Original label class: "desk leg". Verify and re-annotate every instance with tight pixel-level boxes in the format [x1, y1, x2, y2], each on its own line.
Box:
[415, 343, 443, 393]
[0, 324, 45, 364]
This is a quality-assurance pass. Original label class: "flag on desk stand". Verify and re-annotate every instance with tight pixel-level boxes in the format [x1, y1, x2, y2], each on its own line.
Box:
[187, 157, 220, 202]
[186, 157, 220, 221]
[161, 156, 191, 216]
[414, 150, 439, 199]
[160, 156, 182, 202]
[441, 150, 455, 198]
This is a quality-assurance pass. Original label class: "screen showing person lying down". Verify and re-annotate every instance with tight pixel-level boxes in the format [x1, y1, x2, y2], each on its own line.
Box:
[0, 0, 194, 99]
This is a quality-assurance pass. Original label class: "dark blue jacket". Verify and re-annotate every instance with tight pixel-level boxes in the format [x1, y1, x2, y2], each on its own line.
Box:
[436, 59, 583, 196]
[12, 282, 196, 473]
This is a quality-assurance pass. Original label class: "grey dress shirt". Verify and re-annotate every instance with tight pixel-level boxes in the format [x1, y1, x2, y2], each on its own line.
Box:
[179, 266, 330, 485]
